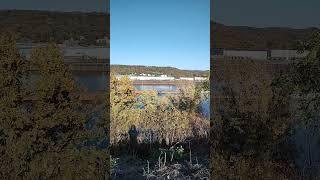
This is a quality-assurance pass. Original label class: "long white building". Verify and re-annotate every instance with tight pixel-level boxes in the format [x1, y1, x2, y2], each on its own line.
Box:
[128, 75, 175, 81]
[223, 50, 268, 60]
[116, 75, 208, 81]
[179, 77, 207, 81]
[211, 48, 310, 60]
[17, 43, 109, 60]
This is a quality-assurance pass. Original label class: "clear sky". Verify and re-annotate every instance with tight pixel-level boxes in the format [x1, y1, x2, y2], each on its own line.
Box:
[0, 0, 108, 12]
[212, 0, 320, 28]
[111, 0, 210, 70]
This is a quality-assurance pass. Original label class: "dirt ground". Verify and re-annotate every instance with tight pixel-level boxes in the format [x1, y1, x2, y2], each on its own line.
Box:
[111, 140, 209, 180]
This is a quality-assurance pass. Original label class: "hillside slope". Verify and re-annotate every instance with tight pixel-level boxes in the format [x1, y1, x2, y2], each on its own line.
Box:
[0, 10, 109, 43]
[211, 21, 318, 50]
[111, 65, 209, 78]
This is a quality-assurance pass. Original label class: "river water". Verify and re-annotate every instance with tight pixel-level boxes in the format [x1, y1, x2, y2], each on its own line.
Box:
[134, 85, 177, 91]
[73, 72, 107, 92]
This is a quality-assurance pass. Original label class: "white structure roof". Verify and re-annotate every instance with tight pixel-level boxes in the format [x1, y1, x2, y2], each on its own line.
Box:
[18, 44, 109, 60]
[62, 47, 109, 59]
[128, 76, 175, 81]
[224, 50, 268, 60]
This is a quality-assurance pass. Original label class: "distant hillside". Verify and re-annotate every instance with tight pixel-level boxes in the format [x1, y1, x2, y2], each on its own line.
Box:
[0, 10, 109, 44]
[211, 21, 318, 50]
[111, 65, 209, 78]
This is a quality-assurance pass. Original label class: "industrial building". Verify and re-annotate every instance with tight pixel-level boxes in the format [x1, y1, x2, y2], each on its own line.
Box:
[211, 48, 310, 61]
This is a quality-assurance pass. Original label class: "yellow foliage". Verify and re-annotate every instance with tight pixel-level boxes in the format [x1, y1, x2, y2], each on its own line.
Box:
[110, 73, 209, 145]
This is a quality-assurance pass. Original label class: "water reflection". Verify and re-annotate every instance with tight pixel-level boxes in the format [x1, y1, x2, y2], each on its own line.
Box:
[201, 98, 210, 118]
[134, 85, 177, 92]
[73, 72, 107, 92]
[28, 72, 107, 92]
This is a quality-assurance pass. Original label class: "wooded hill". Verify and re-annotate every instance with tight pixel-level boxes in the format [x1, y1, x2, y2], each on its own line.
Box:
[0, 10, 109, 44]
[2, 10, 317, 50]
[211, 21, 318, 50]
[111, 65, 209, 78]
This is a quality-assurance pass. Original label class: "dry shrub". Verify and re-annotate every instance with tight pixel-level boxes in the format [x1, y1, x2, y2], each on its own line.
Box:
[211, 59, 296, 179]
[110, 74, 209, 145]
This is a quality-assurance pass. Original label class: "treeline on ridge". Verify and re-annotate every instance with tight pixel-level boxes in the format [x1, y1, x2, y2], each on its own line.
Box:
[0, 10, 109, 44]
[212, 21, 319, 50]
[111, 64, 209, 78]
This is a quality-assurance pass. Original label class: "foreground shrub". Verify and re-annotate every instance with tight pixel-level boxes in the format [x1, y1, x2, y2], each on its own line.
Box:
[110, 73, 209, 146]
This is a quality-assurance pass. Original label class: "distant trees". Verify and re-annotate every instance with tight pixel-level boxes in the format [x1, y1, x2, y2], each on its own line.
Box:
[211, 21, 314, 50]
[111, 65, 209, 78]
[0, 10, 109, 44]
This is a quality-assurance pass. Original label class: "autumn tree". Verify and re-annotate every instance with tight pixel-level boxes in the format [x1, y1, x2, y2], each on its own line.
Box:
[23, 43, 107, 179]
[110, 73, 139, 144]
[0, 31, 30, 179]
[170, 81, 203, 114]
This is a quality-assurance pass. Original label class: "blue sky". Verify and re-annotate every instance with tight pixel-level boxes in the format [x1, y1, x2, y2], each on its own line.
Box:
[0, 0, 108, 12]
[212, 0, 320, 28]
[111, 0, 210, 70]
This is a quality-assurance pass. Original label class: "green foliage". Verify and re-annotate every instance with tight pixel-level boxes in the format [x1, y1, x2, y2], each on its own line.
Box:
[285, 31, 320, 127]
[110, 156, 119, 169]
[174, 146, 185, 160]
[274, 31, 320, 178]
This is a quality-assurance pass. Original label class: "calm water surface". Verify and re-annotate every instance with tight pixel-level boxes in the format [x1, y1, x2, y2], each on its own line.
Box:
[134, 85, 177, 92]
